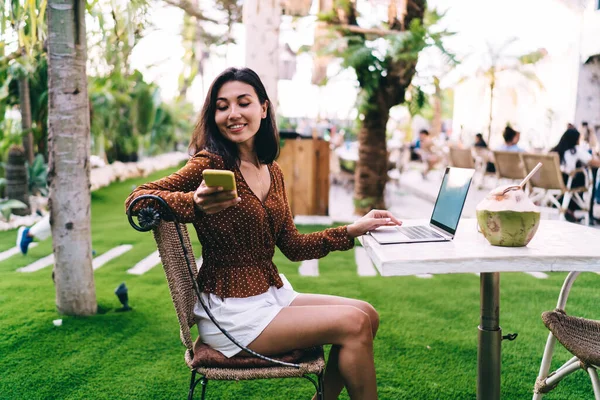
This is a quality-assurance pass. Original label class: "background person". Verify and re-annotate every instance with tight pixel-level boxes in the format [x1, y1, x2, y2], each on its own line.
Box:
[16, 215, 50, 255]
[496, 125, 524, 152]
[474, 133, 488, 148]
[551, 128, 600, 223]
[414, 129, 442, 178]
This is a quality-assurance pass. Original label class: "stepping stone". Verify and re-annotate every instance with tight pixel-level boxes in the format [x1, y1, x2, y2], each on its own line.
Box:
[127, 250, 160, 275]
[17, 254, 54, 273]
[525, 272, 548, 279]
[299, 259, 319, 276]
[93, 245, 133, 270]
[0, 244, 38, 262]
[355, 247, 377, 276]
[416, 274, 434, 279]
[17, 245, 133, 273]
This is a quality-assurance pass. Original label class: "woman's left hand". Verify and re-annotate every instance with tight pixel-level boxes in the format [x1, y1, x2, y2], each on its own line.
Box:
[347, 209, 402, 238]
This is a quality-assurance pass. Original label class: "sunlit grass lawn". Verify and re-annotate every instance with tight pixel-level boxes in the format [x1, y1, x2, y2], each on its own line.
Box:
[1, 167, 599, 399]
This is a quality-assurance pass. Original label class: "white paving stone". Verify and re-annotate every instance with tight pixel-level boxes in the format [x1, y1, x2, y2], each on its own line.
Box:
[416, 274, 434, 279]
[525, 272, 549, 279]
[127, 250, 160, 275]
[0, 244, 38, 262]
[93, 245, 133, 270]
[298, 259, 319, 276]
[17, 254, 54, 272]
[355, 247, 378, 276]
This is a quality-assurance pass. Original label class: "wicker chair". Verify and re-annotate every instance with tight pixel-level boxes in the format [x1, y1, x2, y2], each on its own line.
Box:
[127, 195, 325, 400]
[449, 146, 494, 188]
[521, 152, 594, 224]
[448, 146, 475, 169]
[533, 272, 600, 399]
[492, 150, 527, 183]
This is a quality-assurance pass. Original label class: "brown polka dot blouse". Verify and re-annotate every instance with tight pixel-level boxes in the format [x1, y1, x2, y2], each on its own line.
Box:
[125, 150, 355, 298]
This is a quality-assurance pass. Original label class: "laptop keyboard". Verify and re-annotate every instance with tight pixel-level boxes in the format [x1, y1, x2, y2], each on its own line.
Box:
[398, 226, 443, 240]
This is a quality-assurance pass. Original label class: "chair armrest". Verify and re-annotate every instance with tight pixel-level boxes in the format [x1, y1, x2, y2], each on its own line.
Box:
[567, 167, 589, 177]
[555, 271, 582, 311]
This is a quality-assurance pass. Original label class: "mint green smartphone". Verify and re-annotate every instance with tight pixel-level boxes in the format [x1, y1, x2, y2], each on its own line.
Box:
[202, 169, 237, 192]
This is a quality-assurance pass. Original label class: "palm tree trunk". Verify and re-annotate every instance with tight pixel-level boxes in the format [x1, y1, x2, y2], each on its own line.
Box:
[48, 0, 96, 316]
[487, 79, 495, 144]
[432, 76, 442, 137]
[354, 100, 389, 214]
[243, 0, 280, 110]
[18, 77, 35, 164]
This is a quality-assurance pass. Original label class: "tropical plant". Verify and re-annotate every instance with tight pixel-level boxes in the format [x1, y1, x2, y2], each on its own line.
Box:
[4, 55, 49, 160]
[402, 84, 429, 142]
[1, 1, 48, 206]
[459, 38, 546, 143]
[0, 0, 48, 163]
[0, 198, 27, 221]
[86, 0, 193, 162]
[176, 0, 241, 99]
[27, 153, 47, 196]
[318, 1, 454, 213]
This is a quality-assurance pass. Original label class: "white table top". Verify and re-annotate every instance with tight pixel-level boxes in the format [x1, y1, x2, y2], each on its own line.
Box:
[358, 219, 600, 276]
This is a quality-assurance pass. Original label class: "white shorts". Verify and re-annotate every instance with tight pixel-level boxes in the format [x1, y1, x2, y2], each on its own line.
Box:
[194, 274, 299, 358]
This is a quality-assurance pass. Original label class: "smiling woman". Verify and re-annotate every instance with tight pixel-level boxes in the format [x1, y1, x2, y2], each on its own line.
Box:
[125, 67, 402, 400]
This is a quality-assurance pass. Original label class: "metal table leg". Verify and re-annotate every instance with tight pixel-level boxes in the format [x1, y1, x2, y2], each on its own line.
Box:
[478, 272, 501, 400]
[590, 167, 598, 225]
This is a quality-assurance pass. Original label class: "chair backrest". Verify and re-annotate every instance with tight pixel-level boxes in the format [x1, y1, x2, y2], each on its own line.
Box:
[472, 146, 491, 163]
[492, 150, 526, 181]
[152, 220, 198, 351]
[449, 146, 475, 168]
[521, 152, 566, 191]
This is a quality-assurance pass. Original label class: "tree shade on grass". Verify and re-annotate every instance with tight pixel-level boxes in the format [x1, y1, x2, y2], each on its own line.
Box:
[0, 167, 598, 399]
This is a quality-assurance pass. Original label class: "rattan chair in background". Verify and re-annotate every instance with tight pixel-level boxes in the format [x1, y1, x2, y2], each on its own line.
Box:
[448, 146, 475, 169]
[492, 150, 527, 184]
[127, 195, 325, 400]
[521, 152, 594, 224]
[448, 146, 495, 188]
[533, 272, 600, 399]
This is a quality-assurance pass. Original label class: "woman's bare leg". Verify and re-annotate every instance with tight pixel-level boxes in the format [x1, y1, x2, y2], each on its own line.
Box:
[246, 305, 377, 400]
[290, 294, 379, 337]
[289, 294, 379, 399]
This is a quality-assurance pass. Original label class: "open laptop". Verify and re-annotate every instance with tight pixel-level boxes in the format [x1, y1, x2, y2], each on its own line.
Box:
[369, 167, 475, 244]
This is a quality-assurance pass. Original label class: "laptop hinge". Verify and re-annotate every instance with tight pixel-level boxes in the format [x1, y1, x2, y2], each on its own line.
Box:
[429, 223, 453, 239]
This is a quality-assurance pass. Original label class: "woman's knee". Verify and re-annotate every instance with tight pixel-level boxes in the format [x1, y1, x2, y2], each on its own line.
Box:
[353, 301, 380, 336]
[337, 306, 373, 342]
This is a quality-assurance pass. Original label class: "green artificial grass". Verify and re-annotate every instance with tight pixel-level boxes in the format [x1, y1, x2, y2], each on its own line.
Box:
[1, 168, 599, 399]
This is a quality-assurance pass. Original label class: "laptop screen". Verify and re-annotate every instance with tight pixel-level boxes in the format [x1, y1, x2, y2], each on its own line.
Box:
[430, 167, 474, 235]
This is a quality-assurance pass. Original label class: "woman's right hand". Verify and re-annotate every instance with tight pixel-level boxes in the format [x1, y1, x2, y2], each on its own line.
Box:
[193, 181, 241, 214]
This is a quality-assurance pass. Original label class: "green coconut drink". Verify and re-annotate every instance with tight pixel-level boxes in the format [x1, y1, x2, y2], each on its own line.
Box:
[476, 185, 541, 247]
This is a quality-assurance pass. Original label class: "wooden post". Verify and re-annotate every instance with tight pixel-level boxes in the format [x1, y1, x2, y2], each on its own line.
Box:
[278, 139, 330, 216]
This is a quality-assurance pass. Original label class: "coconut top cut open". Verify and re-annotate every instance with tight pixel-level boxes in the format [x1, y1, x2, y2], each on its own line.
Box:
[476, 184, 539, 213]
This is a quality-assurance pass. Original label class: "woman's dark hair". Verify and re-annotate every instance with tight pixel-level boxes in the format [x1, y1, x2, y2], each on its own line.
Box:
[502, 126, 518, 144]
[189, 67, 279, 166]
[475, 133, 487, 147]
[551, 128, 580, 163]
